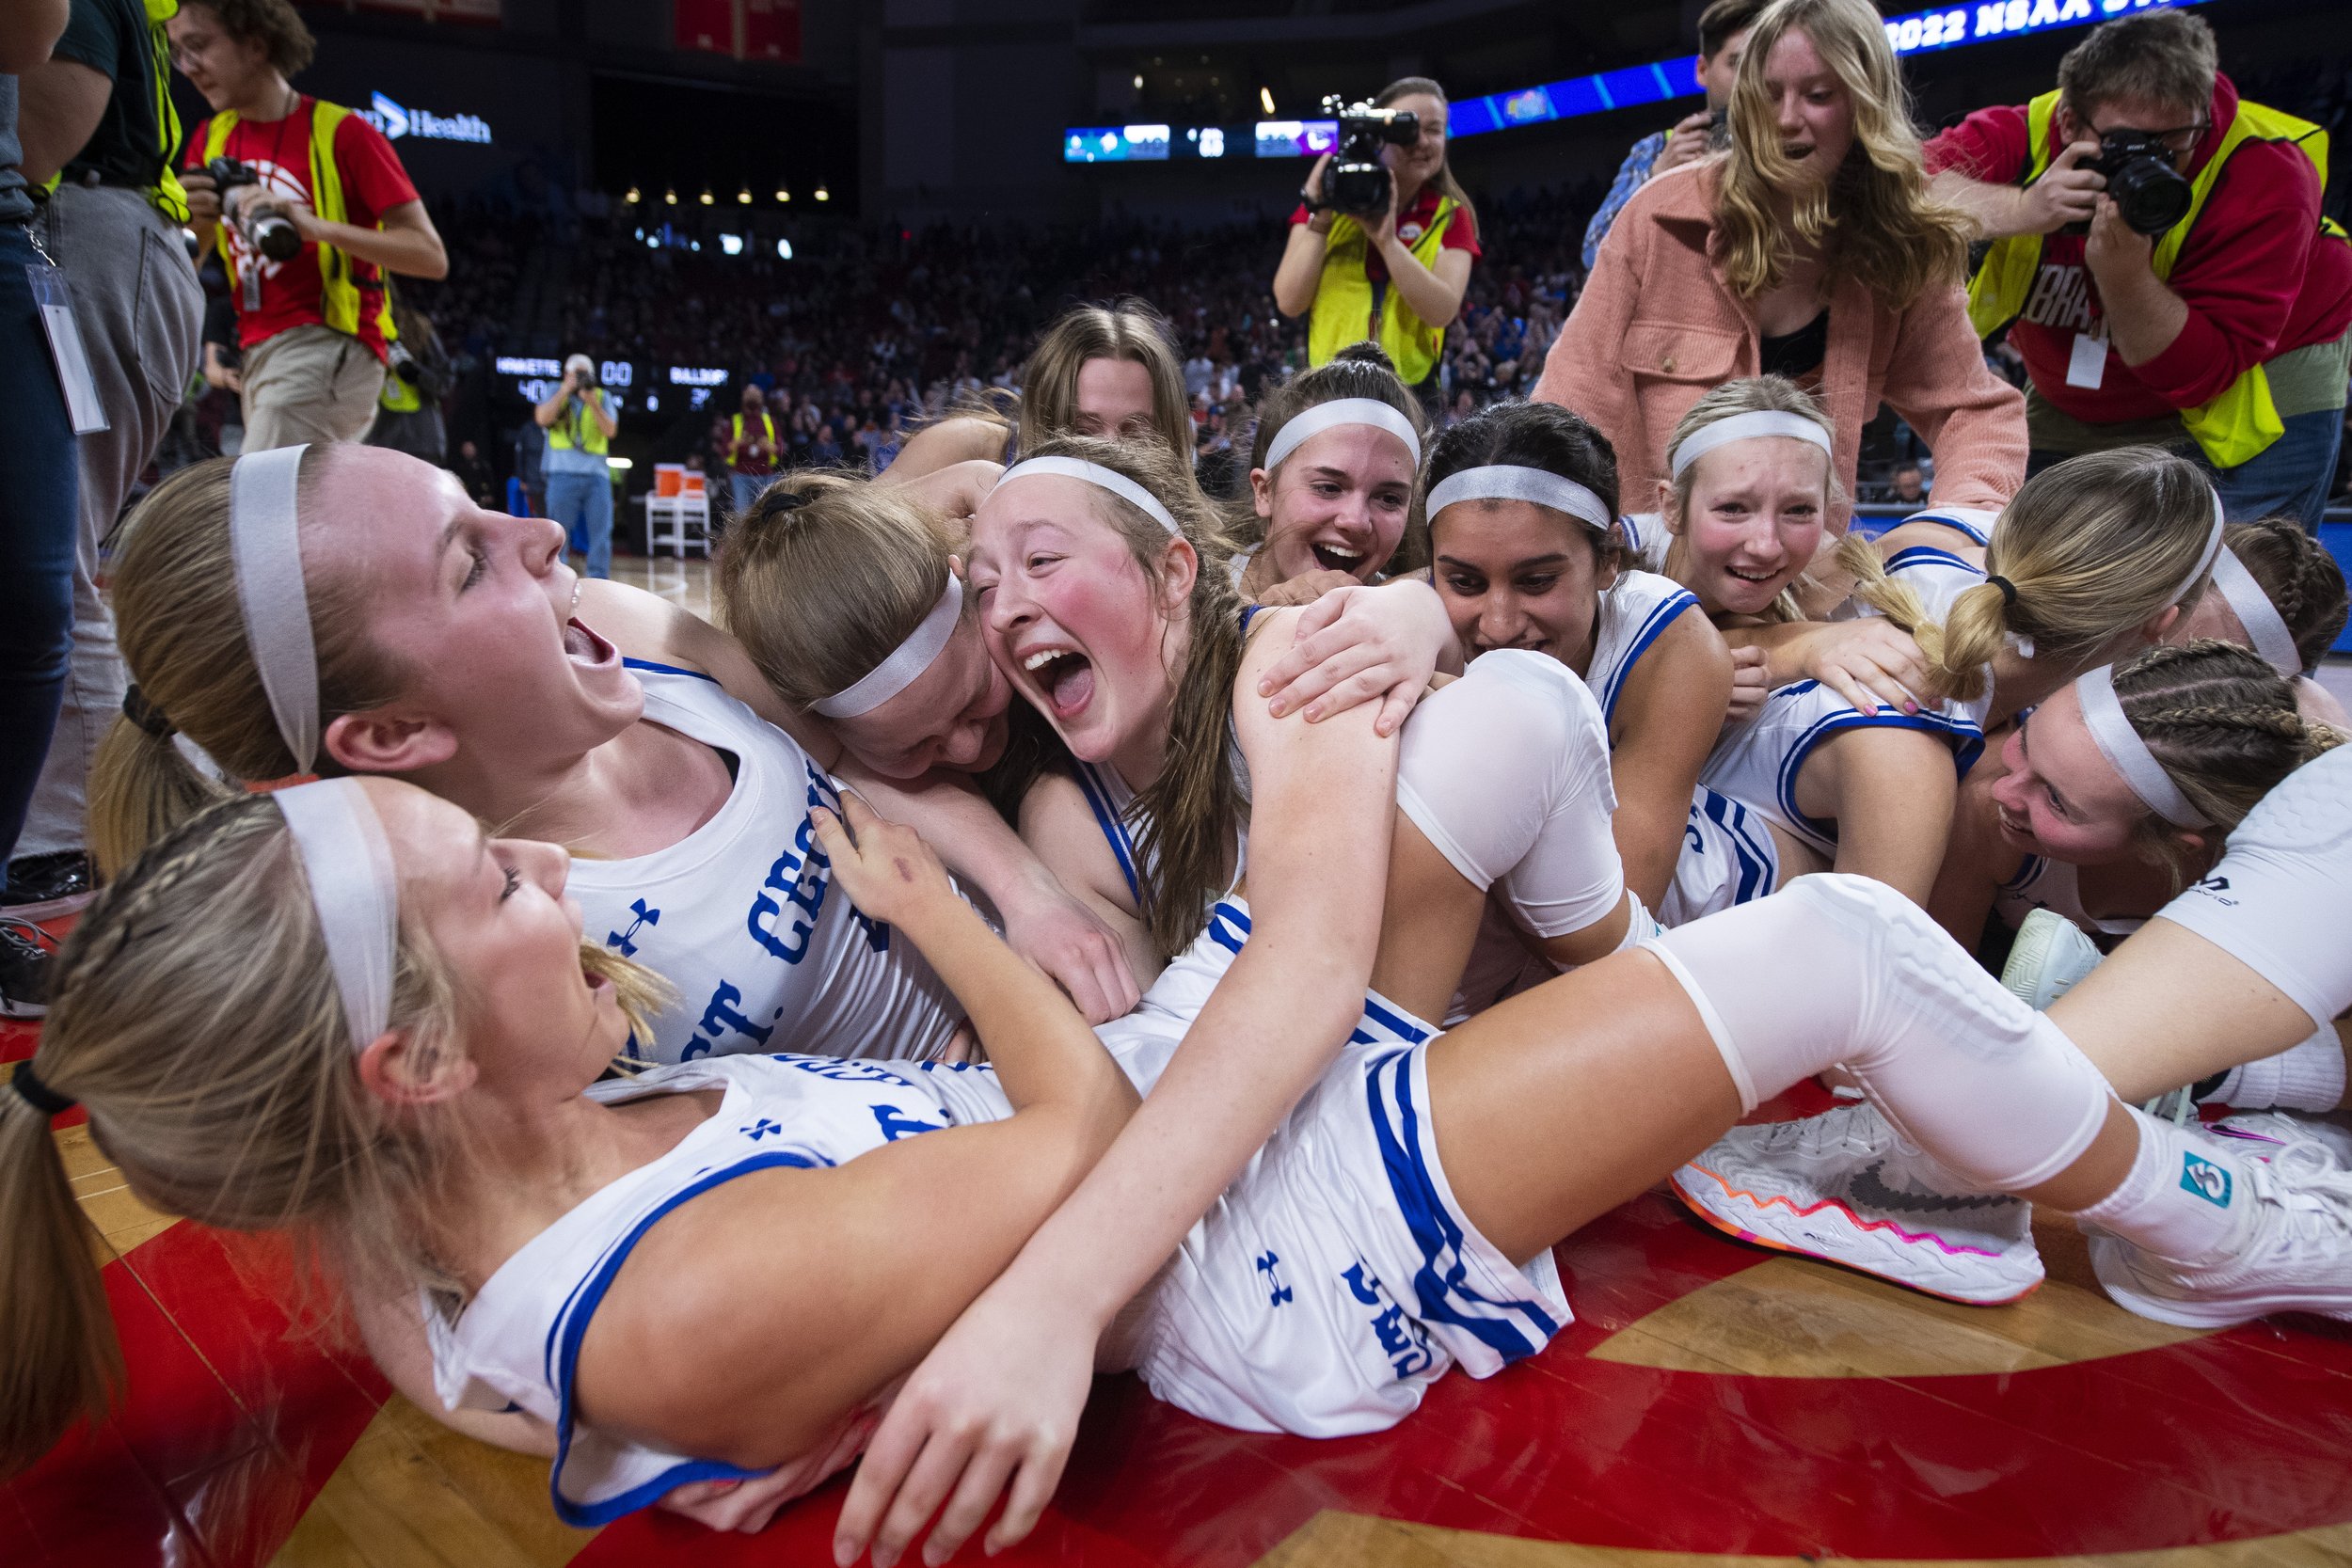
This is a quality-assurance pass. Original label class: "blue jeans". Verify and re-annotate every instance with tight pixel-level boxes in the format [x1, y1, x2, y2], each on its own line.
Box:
[2212, 405, 2345, 531]
[547, 468, 614, 578]
[0, 224, 83, 865]
[730, 470, 767, 518]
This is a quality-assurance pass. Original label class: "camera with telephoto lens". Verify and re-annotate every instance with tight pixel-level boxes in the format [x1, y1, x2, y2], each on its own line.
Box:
[2066, 129, 2194, 237]
[387, 341, 421, 386]
[1312, 94, 1420, 216]
[204, 156, 303, 261]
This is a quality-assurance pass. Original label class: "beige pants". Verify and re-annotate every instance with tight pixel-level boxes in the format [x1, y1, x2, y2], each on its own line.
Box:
[240, 321, 384, 451]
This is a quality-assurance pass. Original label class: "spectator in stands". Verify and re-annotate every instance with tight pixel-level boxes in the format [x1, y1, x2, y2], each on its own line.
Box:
[1582, 0, 1769, 269]
[533, 353, 616, 578]
[1889, 460, 1928, 506]
[9, 0, 204, 925]
[727, 382, 780, 515]
[453, 437, 495, 508]
[168, 0, 447, 450]
[1929, 9, 2352, 528]
[1273, 75, 1479, 402]
[1536, 0, 2026, 531]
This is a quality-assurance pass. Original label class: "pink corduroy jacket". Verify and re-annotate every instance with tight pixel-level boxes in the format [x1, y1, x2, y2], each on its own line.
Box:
[1534, 162, 2026, 530]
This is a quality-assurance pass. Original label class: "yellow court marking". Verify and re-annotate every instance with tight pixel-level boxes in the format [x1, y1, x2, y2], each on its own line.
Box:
[1256, 1513, 2352, 1568]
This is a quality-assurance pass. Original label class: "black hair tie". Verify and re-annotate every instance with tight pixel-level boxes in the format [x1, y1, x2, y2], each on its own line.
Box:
[122, 684, 175, 739]
[1988, 574, 2019, 608]
[11, 1063, 76, 1120]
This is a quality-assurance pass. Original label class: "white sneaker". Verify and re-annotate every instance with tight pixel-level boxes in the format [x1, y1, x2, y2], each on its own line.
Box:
[2001, 908, 2103, 1009]
[1671, 1101, 2045, 1306]
[2202, 1112, 2352, 1169]
[2090, 1135, 2352, 1328]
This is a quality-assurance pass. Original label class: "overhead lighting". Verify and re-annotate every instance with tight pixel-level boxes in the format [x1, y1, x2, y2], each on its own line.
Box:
[698, 188, 714, 205]
[1132, 72, 1143, 89]
[775, 186, 790, 202]
[663, 188, 677, 205]
[625, 184, 641, 203]
[776, 237, 793, 259]
[738, 186, 753, 204]
[1260, 86, 1274, 115]
[813, 184, 830, 202]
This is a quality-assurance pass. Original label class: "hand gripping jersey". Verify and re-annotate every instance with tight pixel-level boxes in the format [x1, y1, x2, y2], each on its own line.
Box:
[1670, 546, 1993, 921]
[429, 904, 1567, 1524]
[566, 662, 959, 1065]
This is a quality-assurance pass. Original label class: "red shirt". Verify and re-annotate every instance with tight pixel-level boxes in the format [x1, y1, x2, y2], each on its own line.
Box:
[184, 97, 419, 362]
[1926, 74, 2352, 425]
[1290, 182, 1481, 284]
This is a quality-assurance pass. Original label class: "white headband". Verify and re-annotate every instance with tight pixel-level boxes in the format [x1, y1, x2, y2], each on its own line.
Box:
[1262, 398, 1422, 474]
[1425, 465, 1613, 534]
[994, 455, 1182, 535]
[1667, 411, 1834, 480]
[809, 575, 964, 719]
[2164, 488, 2228, 608]
[2206, 546, 2301, 676]
[274, 777, 399, 1052]
[2074, 664, 2208, 829]
[230, 445, 321, 774]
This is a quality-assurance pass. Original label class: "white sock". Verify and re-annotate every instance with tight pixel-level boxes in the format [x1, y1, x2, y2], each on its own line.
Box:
[2205, 1023, 2347, 1112]
[2073, 1110, 2250, 1263]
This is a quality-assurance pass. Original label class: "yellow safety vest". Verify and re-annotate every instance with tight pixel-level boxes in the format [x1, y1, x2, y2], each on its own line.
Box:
[731, 411, 776, 451]
[378, 368, 421, 413]
[39, 0, 188, 222]
[1308, 195, 1460, 383]
[549, 389, 611, 456]
[1966, 88, 2347, 468]
[200, 99, 398, 348]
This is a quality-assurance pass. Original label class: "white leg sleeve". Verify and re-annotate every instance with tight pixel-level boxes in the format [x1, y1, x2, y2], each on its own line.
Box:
[1395, 650, 1625, 940]
[1646, 875, 2114, 1193]
[2152, 746, 2352, 1033]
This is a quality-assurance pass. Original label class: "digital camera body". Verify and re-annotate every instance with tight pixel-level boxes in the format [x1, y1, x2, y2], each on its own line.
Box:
[2065, 129, 2195, 237]
[1314, 96, 1421, 218]
[204, 156, 304, 261]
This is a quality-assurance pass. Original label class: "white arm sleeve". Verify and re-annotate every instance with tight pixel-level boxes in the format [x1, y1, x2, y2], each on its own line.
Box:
[1395, 650, 1627, 941]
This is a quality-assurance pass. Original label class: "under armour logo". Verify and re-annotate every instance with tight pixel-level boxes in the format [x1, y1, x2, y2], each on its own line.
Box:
[740, 1118, 782, 1141]
[608, 898, 660, 957]
[1255, 1250, 1293, 1307]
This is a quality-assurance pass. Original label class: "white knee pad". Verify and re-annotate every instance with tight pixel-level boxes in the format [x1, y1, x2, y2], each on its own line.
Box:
[1397, 650, 1625, 939]
[1647, 874, 2113, 1191]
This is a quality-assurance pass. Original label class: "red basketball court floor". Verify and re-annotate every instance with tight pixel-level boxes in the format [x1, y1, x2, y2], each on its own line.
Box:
[8, 1006, 2350, 1568]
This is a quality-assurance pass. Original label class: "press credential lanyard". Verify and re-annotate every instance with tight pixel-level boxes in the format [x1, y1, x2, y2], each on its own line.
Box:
[25, 230, 108, 435]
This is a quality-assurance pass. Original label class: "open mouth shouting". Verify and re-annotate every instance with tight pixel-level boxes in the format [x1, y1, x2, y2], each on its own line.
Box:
[1020, 642, 1095, 721]
[1310, 540, 1368, 575]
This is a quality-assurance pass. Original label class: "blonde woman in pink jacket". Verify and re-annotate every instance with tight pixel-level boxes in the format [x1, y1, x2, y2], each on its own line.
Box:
[1535, 0, 2026, 533]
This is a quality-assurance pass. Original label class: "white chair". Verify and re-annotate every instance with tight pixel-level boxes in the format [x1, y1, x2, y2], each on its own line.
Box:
[642, 466, 713, 558]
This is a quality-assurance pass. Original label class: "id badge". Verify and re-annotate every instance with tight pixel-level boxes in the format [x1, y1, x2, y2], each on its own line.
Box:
[2065, 328, 2108, 392]
[26, 263, 109, 434]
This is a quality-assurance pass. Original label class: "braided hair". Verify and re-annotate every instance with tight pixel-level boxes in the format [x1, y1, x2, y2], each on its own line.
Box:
[2222, 519, 2349, 672]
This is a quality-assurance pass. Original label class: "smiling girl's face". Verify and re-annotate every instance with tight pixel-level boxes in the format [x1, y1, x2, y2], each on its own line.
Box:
[1665, 437, 1828, 617]
[1430, 500, 1613, 672]
[1985, 685, 2159, 863]
[1249, 423, 1416, 584]
[967, 475, 1194, 771]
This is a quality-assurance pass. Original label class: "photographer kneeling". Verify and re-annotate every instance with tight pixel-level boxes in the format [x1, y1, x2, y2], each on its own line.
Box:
[1931, 9, 2352, 528]
[1272, 75, 1478, 402]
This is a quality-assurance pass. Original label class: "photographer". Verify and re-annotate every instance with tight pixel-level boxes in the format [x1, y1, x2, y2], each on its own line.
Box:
[726, 382, 778, 516]
[1582, 0, 1768, 269]
[1535, 0, 2025, 530]
[167, 0, 447, 451]
[1271, 75, 1479, 399]
[533, 353, 618, 578]
[1930, 10, 2352, 527]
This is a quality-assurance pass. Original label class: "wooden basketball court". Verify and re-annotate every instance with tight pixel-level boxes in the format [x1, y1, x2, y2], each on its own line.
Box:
[9, 559, 2350, 1567]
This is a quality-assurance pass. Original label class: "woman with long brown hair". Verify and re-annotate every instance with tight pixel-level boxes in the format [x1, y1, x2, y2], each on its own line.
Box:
[1534, 0, 2026, 531]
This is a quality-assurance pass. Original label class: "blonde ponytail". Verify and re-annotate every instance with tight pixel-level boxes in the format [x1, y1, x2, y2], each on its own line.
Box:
[0, 1075, 120, 1476]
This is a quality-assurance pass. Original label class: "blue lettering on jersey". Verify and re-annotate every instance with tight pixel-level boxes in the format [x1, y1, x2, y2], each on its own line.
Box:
[778, 1057, 917, 1085]
[607, 898, 660, 958]
[871, 1103, 949, 1141]
[746, 768, 840, 963]
[1343, 1259, 1432, 1377]
[1255, 1251, 1293, 1307]
[684, 979, 776, 1059]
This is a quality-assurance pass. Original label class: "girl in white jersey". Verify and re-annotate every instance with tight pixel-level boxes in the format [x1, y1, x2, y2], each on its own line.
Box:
[1416, 400, 1732, 915]
[12, 772, 2332, 1556]
[1228, 345, 1428, 603]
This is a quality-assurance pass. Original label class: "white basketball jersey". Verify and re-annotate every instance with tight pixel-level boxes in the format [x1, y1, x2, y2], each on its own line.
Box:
[1583, 568, 1699, 730]
[1994, 854, 2148, 939]
[1615, 512, 1671, 573]
[424, 1053, 1017, 1527]
[1700, 550, 1992, 859]
[566, 663, 959, 1065]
